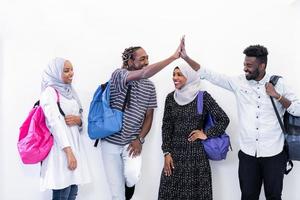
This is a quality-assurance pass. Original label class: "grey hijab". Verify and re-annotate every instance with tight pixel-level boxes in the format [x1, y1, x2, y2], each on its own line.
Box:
[41, 57, 83, 113]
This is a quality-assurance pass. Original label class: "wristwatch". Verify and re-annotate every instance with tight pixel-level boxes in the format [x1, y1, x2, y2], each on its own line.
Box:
[136, 135, 145, 144]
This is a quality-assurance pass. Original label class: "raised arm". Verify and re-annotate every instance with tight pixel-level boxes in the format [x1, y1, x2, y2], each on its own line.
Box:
[180, 36, 238, 92]
[126, 37, 184, 82]
[180, 36, 201, 71]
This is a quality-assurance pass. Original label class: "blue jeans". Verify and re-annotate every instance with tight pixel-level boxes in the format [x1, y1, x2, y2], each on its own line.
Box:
[52, 185, 78, 200]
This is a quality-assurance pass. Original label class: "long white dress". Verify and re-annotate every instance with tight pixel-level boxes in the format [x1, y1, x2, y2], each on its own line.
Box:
[40, 87, 91, 191]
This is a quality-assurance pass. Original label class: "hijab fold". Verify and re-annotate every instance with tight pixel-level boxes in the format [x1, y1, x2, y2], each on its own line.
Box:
[173, 64, 201, 105]
[41, 57, 83, 112]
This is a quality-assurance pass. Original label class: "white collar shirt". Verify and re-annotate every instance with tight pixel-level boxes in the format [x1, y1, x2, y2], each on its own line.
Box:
[199, 67, 300, 157]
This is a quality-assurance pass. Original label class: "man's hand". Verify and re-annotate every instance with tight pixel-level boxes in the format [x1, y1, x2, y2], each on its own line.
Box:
[172, 36, 185, 59]
[265, 82, 280, 99]
[164, 154, 174, 176]
[127, 139, 142, 157]
[65, 115, 82, 126]
[188, 129, 207, 142]
[180, 36, 188, 59]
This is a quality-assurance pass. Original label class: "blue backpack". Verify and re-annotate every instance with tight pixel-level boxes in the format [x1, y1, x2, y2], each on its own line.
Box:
[197, 91, 231, 160]
[88, 81, 131, 146]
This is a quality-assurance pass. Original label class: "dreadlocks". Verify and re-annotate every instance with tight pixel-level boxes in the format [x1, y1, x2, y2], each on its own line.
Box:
[122, 46, 141, 68]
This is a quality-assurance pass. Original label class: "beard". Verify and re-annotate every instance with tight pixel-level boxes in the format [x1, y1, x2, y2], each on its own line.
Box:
[245, 68, 260, 80]
[127, 63, 146, 71]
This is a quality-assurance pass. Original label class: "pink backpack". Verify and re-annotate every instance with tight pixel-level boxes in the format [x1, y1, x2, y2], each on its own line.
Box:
[17, 89, 65, 164]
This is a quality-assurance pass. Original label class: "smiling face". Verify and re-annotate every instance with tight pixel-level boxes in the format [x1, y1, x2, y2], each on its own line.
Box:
[128, 48, 149, 70]
[173, 67, 187, 89]
[243, 56, 259, 80]
[61, 60, 74, 84]
[243, 56, 266, 81]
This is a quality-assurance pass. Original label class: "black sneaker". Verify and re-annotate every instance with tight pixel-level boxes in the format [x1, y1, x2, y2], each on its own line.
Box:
[125, 185, 135, 200]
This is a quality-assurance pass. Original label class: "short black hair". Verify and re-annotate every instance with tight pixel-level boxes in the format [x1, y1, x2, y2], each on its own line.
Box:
[122, 46, 141, 68]
[243, 45, 268, 66]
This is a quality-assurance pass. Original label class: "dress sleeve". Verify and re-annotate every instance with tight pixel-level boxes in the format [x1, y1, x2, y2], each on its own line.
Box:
[161, 93, 174, 153]
[203, 92, 230, 138]
[40, 87, 70, 149]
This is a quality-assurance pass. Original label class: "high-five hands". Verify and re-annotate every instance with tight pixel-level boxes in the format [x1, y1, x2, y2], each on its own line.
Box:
[180, 35, 188, 59]
[172, 36, 186, 59]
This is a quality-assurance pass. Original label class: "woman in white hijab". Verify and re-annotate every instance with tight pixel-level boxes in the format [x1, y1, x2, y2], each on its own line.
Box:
[40, 58, 90, 200]
[158, 64, 230, 200]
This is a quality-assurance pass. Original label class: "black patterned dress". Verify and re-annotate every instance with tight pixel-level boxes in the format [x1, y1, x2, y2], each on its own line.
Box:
[158, 91, 229, 200]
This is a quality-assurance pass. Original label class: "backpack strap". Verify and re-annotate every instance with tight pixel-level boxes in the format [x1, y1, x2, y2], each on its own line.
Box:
[269, 76, 285, 133]
[53, 88, 65, 117]
[33, 88, 65, 117]
[122, 84, 132, 112]
[269, 75, 293, 174]
[269, 75, 282, 86]
[197, 91, 205, 114]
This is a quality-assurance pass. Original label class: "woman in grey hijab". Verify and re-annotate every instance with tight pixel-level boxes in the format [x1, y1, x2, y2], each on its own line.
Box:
[40, 58, 90, 200]
[41, 57, 83, 111]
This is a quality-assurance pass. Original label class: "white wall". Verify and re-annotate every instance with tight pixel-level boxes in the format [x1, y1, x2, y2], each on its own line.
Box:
[1, 0, 300, 199]
[0, 38, 4, 198]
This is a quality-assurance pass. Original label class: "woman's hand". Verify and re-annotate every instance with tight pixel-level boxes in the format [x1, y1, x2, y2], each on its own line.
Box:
[63, 147, 77, 171]
[65, 115, 82, 126]
[188, 129, 208, 142]
[172, 36, 185, 60]
[180, 36, 188, 59]
[164, 154, 174, 176]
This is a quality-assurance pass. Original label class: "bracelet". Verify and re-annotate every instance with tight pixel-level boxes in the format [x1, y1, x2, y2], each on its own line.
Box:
[163, 152, 170, 157]
[276, 95, 283, 101]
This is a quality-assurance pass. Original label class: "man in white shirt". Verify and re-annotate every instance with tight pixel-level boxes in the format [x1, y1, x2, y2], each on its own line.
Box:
[180, 40, 300, 200]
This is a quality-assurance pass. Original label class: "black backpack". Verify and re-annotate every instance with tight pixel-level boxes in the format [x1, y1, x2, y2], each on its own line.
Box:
[269, 75, 300, 174]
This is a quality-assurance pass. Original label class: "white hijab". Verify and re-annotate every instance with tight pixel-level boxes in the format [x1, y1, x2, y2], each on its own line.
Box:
[173, 64, 201, 105]
[41, 57, 83, 112]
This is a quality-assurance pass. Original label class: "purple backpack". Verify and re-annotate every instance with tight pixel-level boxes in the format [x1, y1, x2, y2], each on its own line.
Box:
[197, 91, 231, 161]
